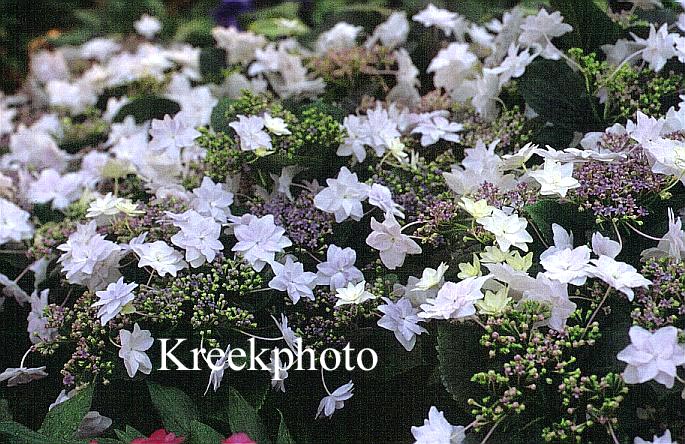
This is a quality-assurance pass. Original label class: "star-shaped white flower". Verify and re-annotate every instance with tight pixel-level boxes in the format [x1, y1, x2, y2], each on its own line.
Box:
[411, 406, 466, 444]
[316, 381, 354, 419]
[232, 214, 292, 272]
[477, 209, 533, 252]
[618, 326, 685, 388]
[92, 277, 137, 325]
[118, 323, 154, 378]
[366, 213, 422, 270]
[334, 281, 376, 307]
[229, 115, 272, 152]
[418, 276, 491, 320]
[528, 159, 579, 197]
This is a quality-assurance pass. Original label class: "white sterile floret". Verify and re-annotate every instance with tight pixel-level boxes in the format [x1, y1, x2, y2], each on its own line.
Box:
[229, 114, 272, 152]
[314, 167, 370, 222]
[170, 210, 224, 268]
[269, 256, 317, 304]
[366, 213, 422, 270]
[316, 244, 364, 290]
[377, 297, 427, 351]
[618, 326, 685, 389]
[92, 277, 137, 325]
[131, 239, 187, 277]
[191, 176, 234, 223]
[411, 406, 466, 444]
[334, 281, 376, 307]
[528, 159, 579, 197]
[418, 276, 491, 320]
[477, 209, 533, 252]
[231, 214, 292, 272]
[118, 323, 154, 378]
[0, 198, 33, 245]
[134, 14, 162, 39]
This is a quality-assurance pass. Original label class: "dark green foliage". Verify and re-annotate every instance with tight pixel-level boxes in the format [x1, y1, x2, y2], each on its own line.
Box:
[200, 47, 228, 84]
[38, 384, 93, 441]
[518, 58, 604, 133]
[551, 0, 624, 53]
[147, 381, 200, 436]
[113, 96, 181, 124]
[227, 387, 271, 444]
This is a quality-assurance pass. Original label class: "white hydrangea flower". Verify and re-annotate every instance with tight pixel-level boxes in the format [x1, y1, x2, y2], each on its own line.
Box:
[316, 244, 364, 290]
[366, 213, 422, 270]
[134, 14, 162, 39]
[263, 112, 291, 135]
[528, 159, 579, 197]
[229, 114, 272, 152]
[170, 210, 224, 268]
[57, 221, 124, 290]
[377, 297, 427, 351]
[586, 256, 651, 301]
[118, 323, 154, 378]
[368, 184, 404, 219]
[231, 214, 292, 272]
[642, 209, 685, 261]
[92, 277, 137, 325]
[86, 193, 140, 225]
[541, 246, 592, 285]
[618, 326, 685, 388]
[316, 381, 354, 419]
[269, 256, 317, 304]
[191, 176, 234, 223]
[315, 22, 362, 54]
[630, 24, 678, 72]
[411, 406, 466, 444]
[27, 289, 57, 344]
[414, 263, 449, 292]
[634, 430, 677, 444]
[418, 276, 491, 320]
[411, 116, 463, 147]
[27, 169, 83, 210]
[477, 209, 533, 252]
[413, 4, 460, 36]
[518, 9, 573, 60]
[149, 113, 201, 160]
[0, 198, 33, 245]
[427, 43, 478, 98]
[0, 366, 48, 387]
[334, 281, 376, 307]
[131, 239, 187, 277]
[314, 167, 370, 222]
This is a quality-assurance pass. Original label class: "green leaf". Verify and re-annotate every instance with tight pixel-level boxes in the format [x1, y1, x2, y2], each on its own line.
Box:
[522, 200, 589, 244]
[113, 97, 181, 124]
[210, 97, 236, 134]
[436, 323, 488, 407]
[275, 410, 295, 444]
[147, 381, 200, 436]
[38, 384, 93, 441]
[0, 421, 63, 444]
[451, 0, 515, 23]
[248, 18, 309, 39]
[115, 425, 144, 442]
[227, 387, 270, 444]
[200, 47, 227, 84]
[0, 399, 11, 421]
[518, 58, 602, 132]
[189, 420, 223, 444]
[551, 0, 624, 52]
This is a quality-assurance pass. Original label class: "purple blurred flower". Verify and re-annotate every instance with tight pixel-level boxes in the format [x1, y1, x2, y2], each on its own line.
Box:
[213, 0, 254, 29]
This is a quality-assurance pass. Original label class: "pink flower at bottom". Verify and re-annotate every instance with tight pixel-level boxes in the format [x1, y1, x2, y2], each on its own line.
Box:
[222, 432, 257, 444]
[131, 429, 185, 444]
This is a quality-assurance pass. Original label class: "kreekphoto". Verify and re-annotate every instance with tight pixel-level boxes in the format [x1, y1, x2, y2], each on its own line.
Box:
[2, 0, 685, 443]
